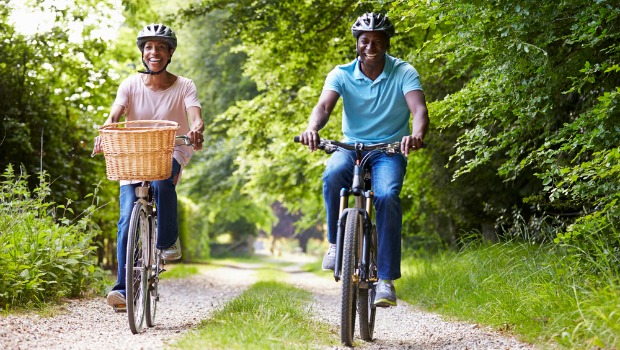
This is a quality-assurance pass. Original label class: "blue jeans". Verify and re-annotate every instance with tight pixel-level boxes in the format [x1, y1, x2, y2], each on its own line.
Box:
[111, 159, 181, 294]
[323, 150, 407, 281]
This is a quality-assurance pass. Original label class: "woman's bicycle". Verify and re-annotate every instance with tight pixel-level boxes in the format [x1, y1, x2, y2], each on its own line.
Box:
[123, 135, 192, 334]
[294, 136, 411, 346]
[95, 119, 191, 334]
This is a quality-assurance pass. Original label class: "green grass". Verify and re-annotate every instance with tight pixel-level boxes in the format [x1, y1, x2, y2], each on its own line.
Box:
[170, 280, 335, 349]
[160, 264, 201, 280]
[398, 241, 620, 348]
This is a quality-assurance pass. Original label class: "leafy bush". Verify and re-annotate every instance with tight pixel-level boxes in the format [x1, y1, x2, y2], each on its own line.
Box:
[178, 195, 210, 262]
[0, 165, 106, 309]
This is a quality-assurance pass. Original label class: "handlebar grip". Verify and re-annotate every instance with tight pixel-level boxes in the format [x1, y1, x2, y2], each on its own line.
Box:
[293, 136, 301, 143]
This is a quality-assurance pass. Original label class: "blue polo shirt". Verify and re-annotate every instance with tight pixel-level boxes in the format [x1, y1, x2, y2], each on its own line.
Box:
[323, 54, 423, 144]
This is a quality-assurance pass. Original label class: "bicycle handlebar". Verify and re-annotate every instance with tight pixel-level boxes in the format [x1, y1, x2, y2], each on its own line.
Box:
[175, 135, 193, 147]
[293, 136, 426, 153]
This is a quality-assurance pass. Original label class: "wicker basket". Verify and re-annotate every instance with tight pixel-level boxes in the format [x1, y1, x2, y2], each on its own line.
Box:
[99, 120, 179, 181]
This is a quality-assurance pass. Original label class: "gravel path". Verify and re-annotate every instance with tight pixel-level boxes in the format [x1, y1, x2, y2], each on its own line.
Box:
[282, 261, 536, 350]
[0, 256, 536, 349]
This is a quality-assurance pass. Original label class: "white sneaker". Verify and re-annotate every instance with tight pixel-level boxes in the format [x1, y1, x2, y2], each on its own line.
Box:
[106, 290, 126, 312]
[322, 243, 336, 271]
[374, 280, 397, 307]
[161, 237, 182, 261]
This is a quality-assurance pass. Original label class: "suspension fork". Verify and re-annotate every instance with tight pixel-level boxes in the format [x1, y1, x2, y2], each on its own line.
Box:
[359, 190, 374, 285]
[334, 161, 371, 282]
[334, 187, 349, 282]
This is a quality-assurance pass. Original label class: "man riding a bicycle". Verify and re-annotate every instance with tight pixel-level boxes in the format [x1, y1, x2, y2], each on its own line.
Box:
[93, 23, 205, 311]
[299, 12, 429, 307]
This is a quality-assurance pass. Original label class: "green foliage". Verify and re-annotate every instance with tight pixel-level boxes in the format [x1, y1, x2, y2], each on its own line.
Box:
[178, 196, 210, 261]
[0, 165, 106, 309]
[1, 0, 130, 263]
[386, 0, 620, 242]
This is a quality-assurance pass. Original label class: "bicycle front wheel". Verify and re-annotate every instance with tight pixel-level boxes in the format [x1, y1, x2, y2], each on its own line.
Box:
[126, 202, 149, 334]
[359, 224, 378, 341]
[340, 211, 362, 346]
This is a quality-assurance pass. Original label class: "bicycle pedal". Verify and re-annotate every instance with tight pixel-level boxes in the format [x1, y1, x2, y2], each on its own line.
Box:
[113, 305, 127, 313]
[374, 301, 396, 308]
[374, 303, 392, 308]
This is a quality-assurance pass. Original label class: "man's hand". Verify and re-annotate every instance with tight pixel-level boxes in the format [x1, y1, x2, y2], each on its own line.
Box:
[299, 130, 321, 152]
[400, 135, 424, 157]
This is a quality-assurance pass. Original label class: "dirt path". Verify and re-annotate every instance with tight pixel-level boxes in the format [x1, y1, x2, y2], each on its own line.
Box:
[0, 256, 535, 349]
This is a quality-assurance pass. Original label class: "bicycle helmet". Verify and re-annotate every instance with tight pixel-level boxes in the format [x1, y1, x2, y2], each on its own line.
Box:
[136, 23, 177, 51]
[351, 13, 395, 39]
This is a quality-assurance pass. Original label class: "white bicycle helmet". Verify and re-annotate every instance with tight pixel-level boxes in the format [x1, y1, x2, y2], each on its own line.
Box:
[351, 13, 395, 39]
[136, 23, 177, 51]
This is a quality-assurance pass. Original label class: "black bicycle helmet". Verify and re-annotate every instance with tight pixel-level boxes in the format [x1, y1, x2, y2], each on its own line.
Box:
[351, 13, 395, 39]
[136, 23, 177, 51]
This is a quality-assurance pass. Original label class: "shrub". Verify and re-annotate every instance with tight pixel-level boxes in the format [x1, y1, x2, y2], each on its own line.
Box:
[0, 165, 106, 309]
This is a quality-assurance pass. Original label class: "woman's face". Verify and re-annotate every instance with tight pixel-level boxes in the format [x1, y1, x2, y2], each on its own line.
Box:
[142, 40, 174, 72]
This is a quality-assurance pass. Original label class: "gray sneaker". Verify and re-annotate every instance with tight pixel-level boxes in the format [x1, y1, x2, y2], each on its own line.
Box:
[106, 290, 126, 312]
[161, 237, 182, 261]
[374, 280, 397, 307]
[322, 244, 336, 271]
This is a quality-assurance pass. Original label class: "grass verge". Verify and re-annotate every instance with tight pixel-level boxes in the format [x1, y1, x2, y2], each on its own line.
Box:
[170, 280, 335, 349]
[398, 241, 620, 348]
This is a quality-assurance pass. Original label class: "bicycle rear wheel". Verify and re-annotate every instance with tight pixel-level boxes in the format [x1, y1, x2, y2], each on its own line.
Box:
[145, 214, 159, 327]
[340, 211, 362, 346]
[126, 202, 149, 334]
[358, 224, 378, 341]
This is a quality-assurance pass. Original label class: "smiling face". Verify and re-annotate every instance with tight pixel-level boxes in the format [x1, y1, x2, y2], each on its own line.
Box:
[142, 40, 174, 72]
[356, 31, 389, 70]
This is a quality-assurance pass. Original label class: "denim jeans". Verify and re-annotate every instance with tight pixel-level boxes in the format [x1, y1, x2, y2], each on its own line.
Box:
[111, 159, 181, 294]
[323, 150, 407, 281]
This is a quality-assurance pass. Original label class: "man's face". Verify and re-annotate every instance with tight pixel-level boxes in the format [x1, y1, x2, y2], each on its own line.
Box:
[357, 31, 388, 68]
[142, 40, 173, 71]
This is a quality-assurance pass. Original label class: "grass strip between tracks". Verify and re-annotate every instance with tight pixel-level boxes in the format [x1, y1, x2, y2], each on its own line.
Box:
[171, 280, 335, 349]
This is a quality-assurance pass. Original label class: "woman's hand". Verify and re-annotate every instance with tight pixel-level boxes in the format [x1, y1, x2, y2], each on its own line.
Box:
[188, 130, 204, 151]
[91, 136, 103, 157]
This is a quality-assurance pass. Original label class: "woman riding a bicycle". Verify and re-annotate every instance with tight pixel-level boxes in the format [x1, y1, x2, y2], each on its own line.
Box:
[92, 23, 205, 311]
[298, 12, 429, 307]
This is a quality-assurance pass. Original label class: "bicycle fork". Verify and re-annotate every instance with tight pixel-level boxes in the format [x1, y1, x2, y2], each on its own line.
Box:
[333, 187, 375, 286]
[135, 184, 161, 300]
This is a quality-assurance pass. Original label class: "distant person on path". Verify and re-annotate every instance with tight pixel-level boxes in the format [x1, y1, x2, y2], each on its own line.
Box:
[298, 12, 429, 307]
[93, 23, 205, 311]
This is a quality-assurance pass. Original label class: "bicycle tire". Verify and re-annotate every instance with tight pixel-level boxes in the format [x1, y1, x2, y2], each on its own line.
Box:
[340, 212, 361, 346]
[145, 213, 158, 327]
[126, 202, 149, 334]
[359, 224, 378, 341]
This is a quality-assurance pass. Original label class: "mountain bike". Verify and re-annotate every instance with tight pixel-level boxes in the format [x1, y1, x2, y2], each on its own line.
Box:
[294, 136, 413, 346]
[124, 135, 192, 334]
